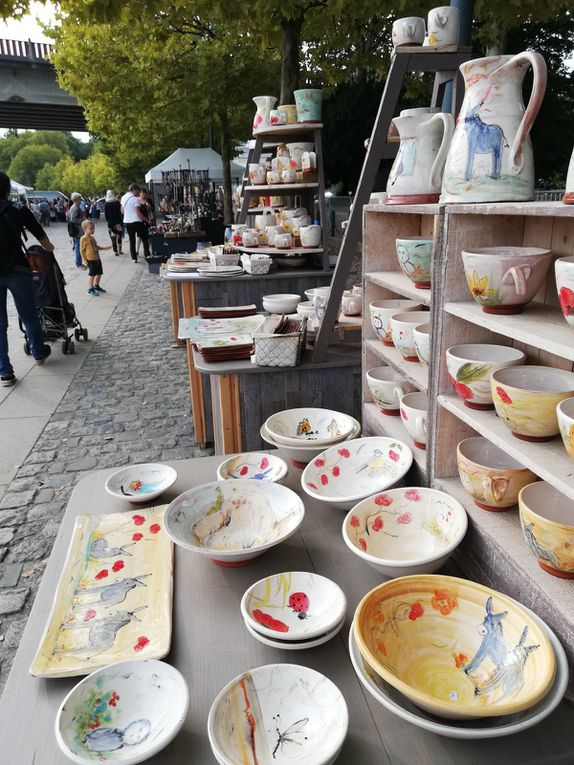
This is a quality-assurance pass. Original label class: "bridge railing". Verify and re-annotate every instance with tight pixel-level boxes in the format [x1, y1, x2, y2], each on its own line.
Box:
[0, 38, 52, 63]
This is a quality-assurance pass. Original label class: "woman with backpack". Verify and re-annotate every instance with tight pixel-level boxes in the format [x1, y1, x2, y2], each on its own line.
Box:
[104, 190, 124, 256]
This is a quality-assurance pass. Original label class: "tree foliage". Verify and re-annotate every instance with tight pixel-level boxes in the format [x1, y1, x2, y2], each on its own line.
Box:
[8, 143, 64, 185]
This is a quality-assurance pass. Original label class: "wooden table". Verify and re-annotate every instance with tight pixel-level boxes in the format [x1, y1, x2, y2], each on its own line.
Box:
[1, 454, 572, 763]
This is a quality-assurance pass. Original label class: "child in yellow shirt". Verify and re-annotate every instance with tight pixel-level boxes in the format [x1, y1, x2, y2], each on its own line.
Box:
[80, 220, 111, 296]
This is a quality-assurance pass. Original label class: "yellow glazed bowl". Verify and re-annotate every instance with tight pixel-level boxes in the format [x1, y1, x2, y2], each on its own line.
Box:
[491, 366, 574, 442]
[557, 397, 574, 461]
[353, 575, 555, 720]
[519, 481, 574, 578]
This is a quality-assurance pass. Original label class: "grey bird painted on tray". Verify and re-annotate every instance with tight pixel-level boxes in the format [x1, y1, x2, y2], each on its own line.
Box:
[74, 575, 151, 607]
[55, 606, 148, 656]
[89, 537, 134, 559]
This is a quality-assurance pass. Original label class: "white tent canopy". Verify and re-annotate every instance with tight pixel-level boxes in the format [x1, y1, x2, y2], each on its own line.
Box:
[145, 147, 244, 184]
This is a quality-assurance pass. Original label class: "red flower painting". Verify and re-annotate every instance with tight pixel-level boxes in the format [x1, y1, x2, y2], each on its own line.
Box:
[408, 602, 424, 621]
[149, 524, 161, 534]
[132, 532, 143, 542]
[132, 515, 145, 526]
[112, 560, 124, 572]
[449, 374, 473, 400]
[372, 516, 384, 532]
[134, 636, 150, 652]
[559, 286, 574, 317]
[388, 450, 399, 462]
[350, 515, 360, 528]
[320, 474, 329, 486]
[358, 538, 367, 551]
[496, 386, 513, 405]
[314, 458, 325, 468]
[332, 466, 340, 477]
[404, 489, 421, 502]
[338, 448, 350, 458]
[374, 494, 393, 507]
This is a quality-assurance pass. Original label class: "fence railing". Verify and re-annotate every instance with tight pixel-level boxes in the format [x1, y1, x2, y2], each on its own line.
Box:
[0, 38, 52, 62]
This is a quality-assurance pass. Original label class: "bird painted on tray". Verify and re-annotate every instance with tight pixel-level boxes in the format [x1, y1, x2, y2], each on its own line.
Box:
[356, 449, 385, 475]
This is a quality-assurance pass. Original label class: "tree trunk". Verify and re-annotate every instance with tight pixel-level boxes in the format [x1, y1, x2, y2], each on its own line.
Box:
[218, 110, 233, 225]
[280, 15, 303, 104]
[485, 26, 506, 56]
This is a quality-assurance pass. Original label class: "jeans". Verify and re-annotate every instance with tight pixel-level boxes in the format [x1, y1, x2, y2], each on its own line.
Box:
[125, 222, 150, 261]
[73, 236, 82, 267]
[0, 270, 45, 377]
[108, 226, 124, 254]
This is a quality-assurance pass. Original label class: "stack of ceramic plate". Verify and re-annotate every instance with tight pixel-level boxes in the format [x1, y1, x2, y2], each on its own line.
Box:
[196, 335, 254, 362]
[197, 265, 244, 279]
[260, 416, 361, 468]
[240, 571, 347, 650]
[198, 304, 257, 319]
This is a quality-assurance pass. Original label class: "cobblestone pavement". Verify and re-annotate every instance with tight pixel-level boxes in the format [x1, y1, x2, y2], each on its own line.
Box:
[0, 260, 212, 691]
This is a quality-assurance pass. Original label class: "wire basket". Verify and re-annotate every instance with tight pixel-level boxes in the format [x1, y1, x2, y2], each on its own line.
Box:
[253, 316, 307, 367]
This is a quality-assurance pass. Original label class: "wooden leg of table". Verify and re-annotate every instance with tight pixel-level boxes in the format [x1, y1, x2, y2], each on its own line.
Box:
[181, 282, 207, 448]
[216, 374, 243, 454]
[169, 281, 183, 346]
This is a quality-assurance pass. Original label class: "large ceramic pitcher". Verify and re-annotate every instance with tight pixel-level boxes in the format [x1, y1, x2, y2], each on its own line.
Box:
[252, 96, 277, 132]
[386, 107, 454, 204]
[441, 52, 547, 203]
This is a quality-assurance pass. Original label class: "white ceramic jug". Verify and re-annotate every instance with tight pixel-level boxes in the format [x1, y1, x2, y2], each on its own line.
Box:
[441, 51, 547, 203]
[386, 107, 454, 204]
[564, 147, 574, 204]
[252, 96, 277, 132]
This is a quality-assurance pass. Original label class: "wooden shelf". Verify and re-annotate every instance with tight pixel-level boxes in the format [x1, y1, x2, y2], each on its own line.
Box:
[438, 393, 574, 501]
[445, 301, 574, 362]
[366, 271, 432, 305]
[365, 338, 428, 392]
[363, 202, 441, 215]
[363, 403, 427, 474]
[253, 123, 323, 137]
[446, 201, 574, 218]
[245, 183, 319, 193]
[238, 245, 323, 256]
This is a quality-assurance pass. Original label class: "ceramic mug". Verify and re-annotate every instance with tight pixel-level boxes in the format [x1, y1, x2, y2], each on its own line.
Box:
[300, 224, 322, 248]
[267, 170, 281, 185]
[242, 229, 260, 247]
[270, 109, 288, 125]
[352, 284, 362, 295]
[446, 343, 526, 410]
[294, 89, 322, 122]
[400, 391, 428, 449]
[274, 232, 293, 249]
[413, 323, 431, 366]
[278, 104, 298, 124]
[557, 397, 574, 460]
[555, 255, 574, 327]
[286, 143, 314, 170]
[231, 224, 247, 246]
[342, 291, 362, 316]
[427, 5, 460, 47]
[248, 163, 266, 185]
[519, 481, 574, 578]
[266, 225, 285, 246]
[369, 300, 423, 346]
[462, 246, 553, 314]
[312, 286, 339, 324]
[457, 437, 537, 511]
[281, 167, 297, 184]
[392, 16, 425, 47]
[366, 367, 416, 415]
[395, 237, 433, 289]
[390, 310, 431, 361]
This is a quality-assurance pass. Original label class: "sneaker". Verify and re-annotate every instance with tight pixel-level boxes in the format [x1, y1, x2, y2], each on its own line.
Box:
[34, 345, 51, 364]
[1, 374, 16, 387]
[94, 285, 106, 293]
[88, 288, 99, 296]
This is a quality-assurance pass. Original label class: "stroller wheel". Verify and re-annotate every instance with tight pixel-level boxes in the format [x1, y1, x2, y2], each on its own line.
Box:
[74, 328, 80, 341]
[62, 339, 75, 354]
[23, 341, 31, 356]
[82, 328, 89, 341]
[68, 340, 75, 354]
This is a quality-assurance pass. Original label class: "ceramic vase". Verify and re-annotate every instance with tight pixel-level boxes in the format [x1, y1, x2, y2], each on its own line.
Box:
[252, 96, 277, 132]
[294, 89, 322, 122]
[555, 256, 574, 327]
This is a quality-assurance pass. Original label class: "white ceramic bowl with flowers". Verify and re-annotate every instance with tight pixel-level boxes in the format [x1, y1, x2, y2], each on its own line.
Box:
[216, 452, 288, 483]
[265, 407, 355, 447]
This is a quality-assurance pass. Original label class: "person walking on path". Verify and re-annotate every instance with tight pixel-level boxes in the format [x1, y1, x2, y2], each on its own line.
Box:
[121, 183, 142, 263]
[0, 172, 52, 386]
[104, 190, 124, 256]
[134, 188, 152, 260]
[67, 192, 84, 268]
[80, 219, 110, 296]
[39, 199, 50, 227]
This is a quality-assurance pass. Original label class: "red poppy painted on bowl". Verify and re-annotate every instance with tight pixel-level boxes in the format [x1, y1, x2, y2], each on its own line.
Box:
[556, 256, 574, 327]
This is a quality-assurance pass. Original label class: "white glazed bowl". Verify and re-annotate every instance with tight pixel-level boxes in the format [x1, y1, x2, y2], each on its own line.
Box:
[262, 293, 301, 314]
[265, 407, 355, 447]
[297, 300, 315, 318]
[208, 664, 348, 765]
[241, 571, 347, 640]
[164, 480, 305, 566]
[56, 659, 189, 765]
[260, 420, 361, 468]
[413, 323, 431, 366]
[342, 488, 467, 578]
[105, 463, 177, 504]
[365, 366, 416, 414]
[446, 344, 526, 410]
[243, 614, 346, 650]
[301, 436, 413, 510]
[216, 452, 288, 483]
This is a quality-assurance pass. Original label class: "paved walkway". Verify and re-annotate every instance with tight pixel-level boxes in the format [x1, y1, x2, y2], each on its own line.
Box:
[0, 222, 212, 690]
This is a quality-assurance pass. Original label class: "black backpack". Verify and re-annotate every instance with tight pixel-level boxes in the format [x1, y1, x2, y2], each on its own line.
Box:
[0, 201, 26, 275]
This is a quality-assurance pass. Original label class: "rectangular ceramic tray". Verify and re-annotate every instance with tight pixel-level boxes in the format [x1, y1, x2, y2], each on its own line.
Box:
[30, 506, 173, 678]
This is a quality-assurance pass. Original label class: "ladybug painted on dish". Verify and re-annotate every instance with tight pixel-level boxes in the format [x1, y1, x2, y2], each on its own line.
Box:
[288, 592, 310, 620]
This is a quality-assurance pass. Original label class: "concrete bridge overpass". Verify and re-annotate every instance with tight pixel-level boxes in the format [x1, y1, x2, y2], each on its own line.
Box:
[0, 38, 86, 131]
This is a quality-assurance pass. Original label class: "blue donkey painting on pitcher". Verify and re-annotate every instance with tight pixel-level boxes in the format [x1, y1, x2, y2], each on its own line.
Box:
[463, 101, 509, 181]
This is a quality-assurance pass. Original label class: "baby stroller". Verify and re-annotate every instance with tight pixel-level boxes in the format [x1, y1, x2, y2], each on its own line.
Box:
[19, 245, 88, 355]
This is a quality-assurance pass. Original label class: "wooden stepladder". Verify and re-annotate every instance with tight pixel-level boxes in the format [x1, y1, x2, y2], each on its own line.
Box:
[312, 45, 472, 361]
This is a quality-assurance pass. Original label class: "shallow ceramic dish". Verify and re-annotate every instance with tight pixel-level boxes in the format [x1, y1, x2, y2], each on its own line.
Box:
[208, 664, 348, 765]
[348, 613, 568, 740]
[446, 344, 526, 410]
[105, 463, 177, 504]
[164, 480, 305, 566]
[56, 659, 189, 765]
[241, 571, 347, 640]
[301, 437, 413, 510]
[491, 366, 574, 442]
[519, 481, 574, 578]
[354, 575, 555, 720]
[265, 407, 355, 447]
[216, 452, 288, 483]
[342, 488, 467, 578]
[262, 293, 301, 314]
[260, 420, 361, 469]
[244, 614, 345, 651]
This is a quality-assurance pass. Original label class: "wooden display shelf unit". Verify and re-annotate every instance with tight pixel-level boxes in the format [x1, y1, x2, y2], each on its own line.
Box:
[366, 271, 431, 305]
[365, 338, 429, 393]
[237, 245, 323, 256]
[244, 182, 319, 192]
[253, 122, 323, 137]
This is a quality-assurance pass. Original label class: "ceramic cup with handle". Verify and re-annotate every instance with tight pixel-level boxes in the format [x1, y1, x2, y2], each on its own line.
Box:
[248, 163, 267, 185]
[392, 16, 425, 47]
[390, 310, 431, 361]
[342, 290, 362, 316]
[446, 343, 526, 410]
[427, 5, 460, 47]
[369, 300, 423, 346]
[366, 366, 416, 416]
[300, 224, 322, 248]
[555, 255, 574, 327]
[413, 323, 431, 366]
[400, 391, 428, 449]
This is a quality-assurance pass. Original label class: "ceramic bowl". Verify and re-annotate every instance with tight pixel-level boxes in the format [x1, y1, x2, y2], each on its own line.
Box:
[390, 311, 431, 361]
[343, 488, 467, 578]
[400, 391, 428, 450]
[461, 247, 553, 315]
[555, 255, 574, 327]
[216, 452, 288, 483]
[208, 664, 348, 765]
[297, 300, 315, 318]
[241, 571, 347, 640]
[354, 575, 556, 720]
[369, 299, 423, 346]
[519, 481, 574, 578]
[164, 480, 304, 566]
[262, 293, 301, 314]
[105, 463, 177, 504]
[243, 614, 345, 651]
[56, 659, 189, 765]
[301, 436, 413, 510]
[260, 419, 361, 470]
[557, 395, 574, 460]
[457, 437, 537, 511]
[265, 407, 355, 447]
[395, 237, 433, 289]
[446, 344, 526, 410]
[491, 366, 574, 442]
[365, 366, 416, 416]
[413, 323, 431, 366]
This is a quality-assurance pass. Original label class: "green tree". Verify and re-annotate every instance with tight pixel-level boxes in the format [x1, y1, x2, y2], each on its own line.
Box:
[8, 144, 64, 186]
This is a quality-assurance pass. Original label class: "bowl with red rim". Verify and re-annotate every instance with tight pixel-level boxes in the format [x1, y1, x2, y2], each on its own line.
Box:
[216, 452, 288, 483]
[342, 487, 467, 578]
[301, 436, 413, 510]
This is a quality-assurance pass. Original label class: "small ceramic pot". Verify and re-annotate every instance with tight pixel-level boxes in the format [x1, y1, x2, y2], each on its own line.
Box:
[266, 224, 284, 246]
[352, 284, 362, 295]
[519, 481, 574, 578]
[390, 310, 431, 361]
[392, 16, 426, 47]
[281, 167, 297, 184]
[369, 300, 423, 346]
[557, 397, 574, 460]
[366, 366, 416, 415]
[286, 142, 314, 170]
[462, 247, 553, 314]
[296, 300, 315, 319]
[555, 255, 574, 327]
[428, 5, 460, 47]
[242, 229, 260, 247]
[294, 89, 322, 122]
[290, 215, 312, 235]
[301, 151, 317, 175]
[491, 365, 574, 442]
[266, 170, 281, 185]
[396, 236, 433, 289]
[270, 109, 287, 125]
[400, 391, 428, 449]
[278, 104, 298, 124]
[342, 290, 362, 316]
[281, 206, 307, 222]
[446, 343, 526, 410]
[255, 211, 276, 232]
[248, 162, 266, 185]
[413, 323, 431, 366]
[274, 232, 293, 249]
[231, 223, 247, 246]
[457, 437, 537, 511]
[300, 224, 322, 248]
